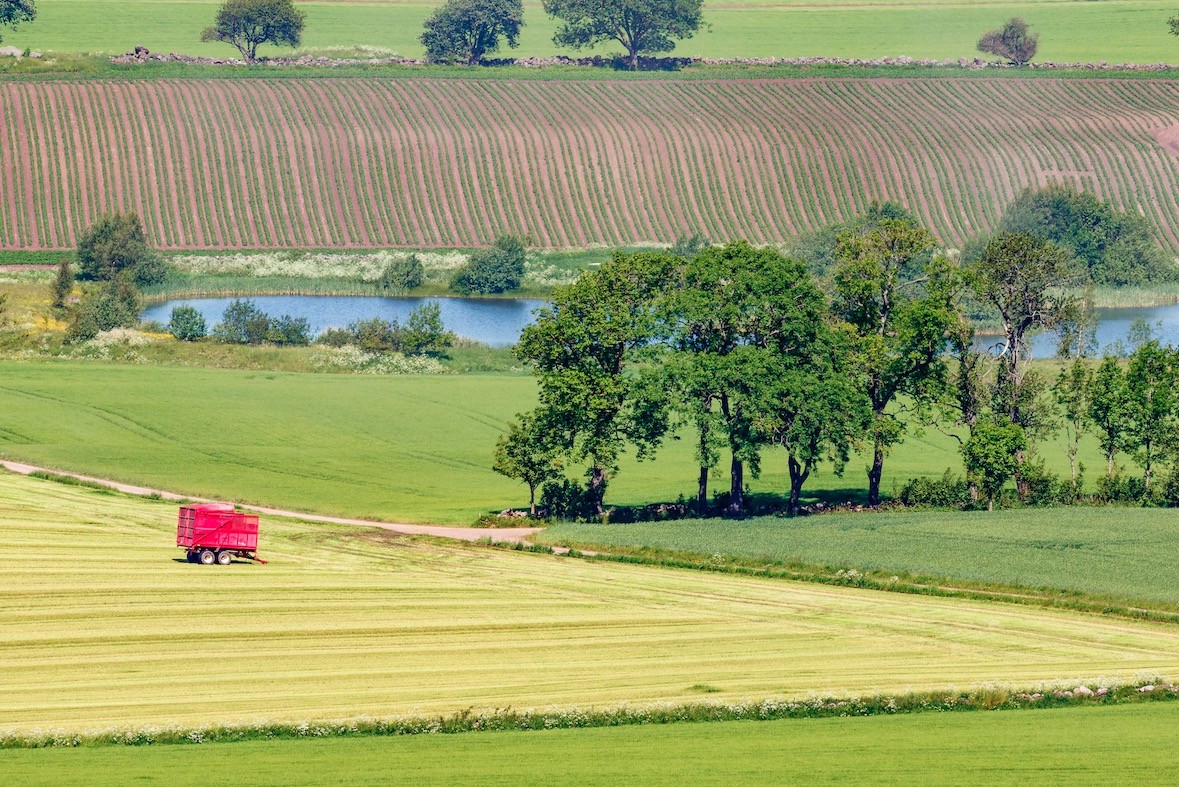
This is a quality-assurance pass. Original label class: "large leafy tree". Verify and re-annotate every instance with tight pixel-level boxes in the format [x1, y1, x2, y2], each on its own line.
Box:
[492, 413, 561, 517]
[0, 0, 35, 43]
[664, 242, 828, 516]
[517, 251, 676, 515]
[977, 17, 1037, 65]
[76, 212, 166, 286]
[1088, 355, 1132, 478]
[421, 0, 523, 65]
[961, 415, 1026, 510]
[1123, 341, 1179, 491]
[833, 218, 957, 505]
[542, 0, 702, 69]
[201, 0, 305, 64]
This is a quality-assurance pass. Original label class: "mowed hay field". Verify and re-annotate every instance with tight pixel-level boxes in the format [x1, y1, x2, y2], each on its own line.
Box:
[4, 470, 1179, 734]
[4, 77, 1179, 250]
[4, 705, 1179, 785]
[5, 0, 1179, 63]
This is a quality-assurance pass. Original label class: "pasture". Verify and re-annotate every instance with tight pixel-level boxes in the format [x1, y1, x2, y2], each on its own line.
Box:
[4, 704, 1179, 785]
[3, 469, 1179, 735]
[541, 507, 1179, 606]
[0, 360, 1116, 523]
[3, 0, 1178, 63]
[2, 76, 1179, 252]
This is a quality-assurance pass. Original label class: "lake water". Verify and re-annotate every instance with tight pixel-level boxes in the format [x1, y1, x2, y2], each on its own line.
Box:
[144, 296, 1179, 355]
[142, 295, 546, 347]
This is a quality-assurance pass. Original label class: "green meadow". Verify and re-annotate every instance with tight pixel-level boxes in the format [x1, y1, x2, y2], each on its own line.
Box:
[4, 703, 1179, 785]
[3, 0, 1178, 63]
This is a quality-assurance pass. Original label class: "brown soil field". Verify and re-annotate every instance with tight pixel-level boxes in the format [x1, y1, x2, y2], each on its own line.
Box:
[2, 77, 1178, 250]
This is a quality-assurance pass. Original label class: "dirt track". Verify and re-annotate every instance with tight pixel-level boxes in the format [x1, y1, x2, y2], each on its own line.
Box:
[0, 460, 543, 545]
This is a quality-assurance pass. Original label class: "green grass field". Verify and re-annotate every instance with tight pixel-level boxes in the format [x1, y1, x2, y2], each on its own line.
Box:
[3, 703, 1178, 785]
[3, 469, 1179, 735]
[541, 507, 1179, 605]
[0, 360, 1122, 522]
[4, 0, 1179, 63]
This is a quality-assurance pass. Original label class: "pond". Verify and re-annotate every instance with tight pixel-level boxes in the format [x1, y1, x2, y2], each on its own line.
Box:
[144, 296, 1179, 355]
[142, 295, 546, 348]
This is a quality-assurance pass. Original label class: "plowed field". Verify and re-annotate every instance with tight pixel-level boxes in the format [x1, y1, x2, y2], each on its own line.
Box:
[4, 76, 1179, 250]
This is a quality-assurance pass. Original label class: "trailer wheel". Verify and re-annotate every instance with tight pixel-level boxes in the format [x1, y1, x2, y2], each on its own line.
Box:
[186, 551, 198, 564]
[216, 550, 232, 566]
[198, 550, 216, 565]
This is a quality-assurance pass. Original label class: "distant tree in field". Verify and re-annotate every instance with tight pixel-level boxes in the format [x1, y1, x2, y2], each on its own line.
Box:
[977, 17, 1037, 65]
[378, 255, 425, 292]
[787, 201, 922, 276]
[451, 234, 527, 295]
[1122, 341, 1179, 492]
[77, 213, 167, 286]
[50, 257, 73, 310]
[1168, 15, 1179, 40]
[1053, 358, 1092, 495]
[493, 413, 562, 516]
[212, 299, 272, 344]
[833, 218, 958, 506]
[266, 314, 311, 346]
[401, 302, 453, 355]
[65, 278, 141, 343]
[517, 251, 675, 515]
[349, 317, 400, 353]
[0, 0, 35, 44]
[420, 0, 523, 65]
[1088, 355, 1132, 478]
[667, 231, 709, 259]
[961, 415, 1026, 510]
[201, 0, 305, 64]
[543, 0, 703, 69]
[168, 305, 207, 341]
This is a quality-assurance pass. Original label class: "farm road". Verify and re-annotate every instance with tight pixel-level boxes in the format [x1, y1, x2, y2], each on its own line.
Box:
[0, 460, 542, 545]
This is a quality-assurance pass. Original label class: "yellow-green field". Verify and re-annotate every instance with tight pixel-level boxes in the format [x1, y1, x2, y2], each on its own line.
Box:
[3, 470, 1179, 734]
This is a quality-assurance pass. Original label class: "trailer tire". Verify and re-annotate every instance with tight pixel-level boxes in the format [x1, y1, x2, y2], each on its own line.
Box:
[186, 551, 198, 563]
[198, 550, 216, 565]
[216, 550, 232, 566]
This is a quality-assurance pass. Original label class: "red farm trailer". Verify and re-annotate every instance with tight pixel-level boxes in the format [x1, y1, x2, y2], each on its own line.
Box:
[177, 503, 265, 565]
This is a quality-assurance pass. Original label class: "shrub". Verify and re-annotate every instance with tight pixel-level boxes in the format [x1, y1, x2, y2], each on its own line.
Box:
[77, 213, 166, 285]
[65, 279, 142, 343]
[402, 303, 453, 356]
[539, 477, 597, 520]
[349, 317, 400, 353]
[266, 314, 311, 346]
[378, 255, 425, 291]
[50, 258, 73, 309]
[1017, 460, 1067, 506]
[1158, 467, 1179, 507]
[316, 327, 354, 347]
[1096, 469, 1147, 504]
[451, 234, 527, 295]
[978, 17, 1037, 65]
[899, 470, 970, 508]
[212, 299, 271, 344]
[168, 306, 207, 341]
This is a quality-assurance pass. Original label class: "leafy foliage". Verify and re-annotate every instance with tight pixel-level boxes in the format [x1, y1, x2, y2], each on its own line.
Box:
[421, 0, 523, 65]
[961, 415, 1027, 509]
[76, 212, 167, 286]
[787, 201, 923, 276]
[50, 257, 72, 310]
[211, 298, 309, 346]
[492, 413, 561, 516]
[0, 0, 34, 43]
[65, 278, 141, 343]
[542, 0, 703, 68]
[322, 306, 453, 356]
[377, 255, 425, 292]
[899, 469, 970, 509]
[978, 17, 1038, 65]
[451, 235, 527, 295]
[168, 305, 207, 341]
[201, 0, 305, 63]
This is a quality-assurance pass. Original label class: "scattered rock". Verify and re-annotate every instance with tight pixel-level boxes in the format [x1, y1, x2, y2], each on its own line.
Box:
[0, 45, 22, 59]
[1139, 685, 1157, 693]
[29, 51, 41, 59]
[1073, 686, 1094, 696]
[1096, 687, 1109, 696]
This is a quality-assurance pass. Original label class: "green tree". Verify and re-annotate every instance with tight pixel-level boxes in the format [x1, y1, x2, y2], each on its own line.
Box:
[833, 218, 957, 505]
[402, 302, 453, 356]
[76, 212, 165, 285]
[451, 234, 527, 295]
[1088, 355, 1132, 478]
[517, 251, 675, 515]
[201, 0, 305, 63]
[349, 317, 399, 353]
[65, 278, 141, 343]
[1053, 358, 1092, 494]
[492, 413, 561, 516]
[378, 256, 425, 292]
[50, 257, 73, 310]
[664, 242, 829, 516]
[978, 17, 1037, 65]
[212, 299, 271, 344]
[542, 0, 702, 69]
[168, 305, 207, 341]
[421, 0, 523, 65]
[1123, 341, 1179, 492]
[0, 0, 35, 44]
[961, 415, 1026, 510]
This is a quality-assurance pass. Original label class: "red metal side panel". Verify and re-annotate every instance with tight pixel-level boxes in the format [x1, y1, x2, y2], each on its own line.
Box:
[178, 505, 256, 551]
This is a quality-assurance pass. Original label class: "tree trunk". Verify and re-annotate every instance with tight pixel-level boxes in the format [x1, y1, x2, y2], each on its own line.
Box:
[867, 436, 885, 506]
[725, 455, 744, 517]
[787, 455, 808, 515]
[588, 466, 607, 516]
[697, 465, 709, 514]
[528, 483, 537, 518]
[1107, 451, 1115, 479]
[628, 44, 639, 70]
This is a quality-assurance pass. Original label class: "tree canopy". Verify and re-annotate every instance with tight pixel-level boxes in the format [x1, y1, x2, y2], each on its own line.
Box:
[76, 212, 167, 286]
[0, 0, 35, 43]
[421, 0, 523, 64]
[542, 0, 703, 69]
[201, 0, 306, 63]
[977, 17, 1037, 65]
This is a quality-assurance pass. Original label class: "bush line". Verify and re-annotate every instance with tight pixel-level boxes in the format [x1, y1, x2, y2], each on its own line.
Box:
[4, 682, 1175, 749]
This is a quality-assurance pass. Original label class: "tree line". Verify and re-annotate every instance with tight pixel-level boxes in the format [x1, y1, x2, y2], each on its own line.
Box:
[494, 211, 1179, 520]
